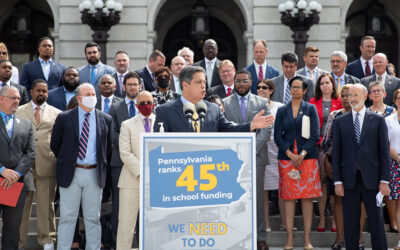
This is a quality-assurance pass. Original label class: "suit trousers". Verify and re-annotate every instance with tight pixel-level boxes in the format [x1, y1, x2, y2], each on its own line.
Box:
[19, 176, 57, 247]
[116, 187, 139, 250]
[111, 166, 122, 244]
[0, 190, 28, 250]
[256, 164, 266, 241]
[342, 171, 387, 250]
[57, 168, 103, 250]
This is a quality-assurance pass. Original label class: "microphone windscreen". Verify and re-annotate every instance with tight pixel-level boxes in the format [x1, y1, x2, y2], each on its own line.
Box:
[183, 102, 194, 118]
[195, 101, 208, 114]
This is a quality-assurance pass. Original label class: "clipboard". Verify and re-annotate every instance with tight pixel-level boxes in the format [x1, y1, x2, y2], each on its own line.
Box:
[0, 177, 24, 207]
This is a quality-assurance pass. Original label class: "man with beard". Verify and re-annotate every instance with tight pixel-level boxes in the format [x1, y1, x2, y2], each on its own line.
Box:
[0, 59, 29, 105]
[47, 67, 80, 111]
[193, 39, 222, 88]
[0, 85, 35, 250]
[113, 51, 130, 98]
[78, 42, 115, 95]
[96, 74, 123, 113]
[17, 80, 61, 250]
[332, 83, 390, 249]
[107, 71, 142, 245]
[21, 37, 65, 92]
[222, 69, 272, 250]
[330, 51, 360, 92]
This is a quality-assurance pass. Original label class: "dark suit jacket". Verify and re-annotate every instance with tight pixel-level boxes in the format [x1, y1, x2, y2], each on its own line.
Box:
[206, 84, 235, 99]
[193, 58, 222, 88]
[10, 82, 29, 106]
[108, 100, 130, 167]
[47, 87, 70, 111]
[332, 110, 390, 189]
[95, 95, 123, 112]
[21, 59, 65, 91]
[360, 74, 400, 106]
[136, 66, 155, 92]
[112, 72, 126, 98]
[274, 101, 320, 160]
[245, 62, 280, 94]
[0, 115, 35, 191]
[50, 108, 113, 188]
[345, 59, 373, 80]
[153, 98, 250, 132]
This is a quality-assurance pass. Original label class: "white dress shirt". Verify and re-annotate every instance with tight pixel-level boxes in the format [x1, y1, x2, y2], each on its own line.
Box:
[360, 57, 373, 76]
[254, 60, 267, 79]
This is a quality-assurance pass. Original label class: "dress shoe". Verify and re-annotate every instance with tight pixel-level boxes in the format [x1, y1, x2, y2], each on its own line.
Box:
[43, 243, 54, 250]
[316, 227, 325, 232]
[257, 241, 269, 250]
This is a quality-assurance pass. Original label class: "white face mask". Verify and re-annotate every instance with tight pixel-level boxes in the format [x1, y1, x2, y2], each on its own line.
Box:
[81, 96, 97, 109]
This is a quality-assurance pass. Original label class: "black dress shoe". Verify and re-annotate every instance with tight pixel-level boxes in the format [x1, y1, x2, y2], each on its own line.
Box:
[257, 241, 269, 250]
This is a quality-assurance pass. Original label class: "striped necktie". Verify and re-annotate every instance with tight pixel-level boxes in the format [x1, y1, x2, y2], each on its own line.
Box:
[78, 112, 90, 160]
[284, 79, 292, 104]
[354, 112, 360, 143]
[258, 65, 263, 81]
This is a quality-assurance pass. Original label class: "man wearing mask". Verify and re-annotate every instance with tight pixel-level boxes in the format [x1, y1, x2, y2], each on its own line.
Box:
[47, 67, 80, 111]
[222, 69, 272, 250]
[50, 83, 113, 250]
[151, 66, 180, 106]
[107, 71, 142, 245]
[117, 90, 155, 250]
[0, 59, 29, 105]
[17, 80, 61, 250]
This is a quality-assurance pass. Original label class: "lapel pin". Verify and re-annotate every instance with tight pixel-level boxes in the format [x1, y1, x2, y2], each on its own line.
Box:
[389, 81, 392, 85]
[16, 118, 20, 123]
[299, 111, 303, 115]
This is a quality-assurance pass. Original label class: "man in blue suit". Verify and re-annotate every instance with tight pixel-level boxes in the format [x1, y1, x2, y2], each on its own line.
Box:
[21, 37, 65, 92]
[135, 50, 166, 92]
[78, 42, 115, 96]
[345, 36, 376, 79]
[332, 83, 390, 250]
[47, 67, 80, 111]
[50, 83, 113, 250]
[154, 66, 274, 133]
[245, 39, 279, 94]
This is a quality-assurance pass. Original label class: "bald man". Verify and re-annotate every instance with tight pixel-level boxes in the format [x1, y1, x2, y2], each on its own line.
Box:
[50, 83, 113, 250]
[360, 53, 400, 106]
[170, 56, 186, 93]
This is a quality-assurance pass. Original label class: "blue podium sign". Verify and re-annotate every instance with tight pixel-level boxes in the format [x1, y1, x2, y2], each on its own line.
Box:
[140, 133, 257, 250]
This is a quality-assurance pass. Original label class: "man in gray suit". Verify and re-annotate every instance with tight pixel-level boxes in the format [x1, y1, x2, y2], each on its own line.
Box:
[330, 51, 360, 91]
[107, 71, 142, 244]
[361, 53, 400, 106]
[223, 69, 272, 250]
[271, 52, 314, 104]
[78, 42, 115, 96]
[193, 39, 222, 88]
[297, 46, 328, 84]
[0, 85, 36, 250]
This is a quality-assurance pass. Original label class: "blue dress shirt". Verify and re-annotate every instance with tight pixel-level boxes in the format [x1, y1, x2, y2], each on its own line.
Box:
[0, 111, 21, 176]
[39, 57, 52, 81]
[77, 106, 97, 165]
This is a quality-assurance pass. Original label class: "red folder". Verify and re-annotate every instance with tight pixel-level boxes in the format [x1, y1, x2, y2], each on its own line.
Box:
[0, 177, 24, 207]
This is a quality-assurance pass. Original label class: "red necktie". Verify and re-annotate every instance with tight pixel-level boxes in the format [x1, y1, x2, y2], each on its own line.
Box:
[227, 87, 232, 96]
[258, 65, 263, 81]
[365, 61, 371, 77]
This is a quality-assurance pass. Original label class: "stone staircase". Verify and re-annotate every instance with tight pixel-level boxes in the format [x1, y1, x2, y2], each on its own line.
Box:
[1, 202, 399, 249]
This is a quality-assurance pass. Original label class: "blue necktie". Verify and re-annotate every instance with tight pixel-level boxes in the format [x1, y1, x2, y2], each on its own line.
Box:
[354, 112, 360, 143]
[1, 82, 6, 87]
[104, 97, 110, 113]
[129, 101, 136, 118]
[4, 114, 13, 138]
[78, 113, 90, 160]
[90, 65, 97, 85]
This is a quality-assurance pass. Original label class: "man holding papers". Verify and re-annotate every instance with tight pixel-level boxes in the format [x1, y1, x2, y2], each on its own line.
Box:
[0, 85, 36, 250]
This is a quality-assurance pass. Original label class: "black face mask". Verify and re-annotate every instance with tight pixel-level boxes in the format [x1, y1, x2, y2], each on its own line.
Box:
[63, 78, 79, 92]
[157, 78, 169, 88]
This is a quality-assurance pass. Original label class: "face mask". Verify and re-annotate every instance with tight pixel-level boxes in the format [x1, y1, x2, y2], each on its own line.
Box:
[81, 96, 97, 109]
[157, 78, 169, 88]
[137, 104, 154, 117]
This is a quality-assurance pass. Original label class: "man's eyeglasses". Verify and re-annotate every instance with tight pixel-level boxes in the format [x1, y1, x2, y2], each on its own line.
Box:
[0, 52, 7, 55]
[4, 96, 20, 101]
[235, 79, 250, 84]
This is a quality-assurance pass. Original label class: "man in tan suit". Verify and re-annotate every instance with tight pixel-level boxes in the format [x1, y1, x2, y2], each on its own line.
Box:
[117, 90, 155, 250]
[17, 79, 61, 250]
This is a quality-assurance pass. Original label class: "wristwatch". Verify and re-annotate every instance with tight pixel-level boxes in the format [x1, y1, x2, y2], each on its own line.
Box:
[300, 150, 307, 157]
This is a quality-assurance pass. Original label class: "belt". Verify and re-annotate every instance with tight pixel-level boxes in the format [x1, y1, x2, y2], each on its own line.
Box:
[75, 164, 97, 169]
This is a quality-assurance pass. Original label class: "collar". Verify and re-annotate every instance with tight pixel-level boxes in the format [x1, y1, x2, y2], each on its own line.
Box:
[78, 106, 95, 116]
[236, 92, 250, 101]
[125, 96, 136, 104]
[223, 84, 233, 91]
[31, 101, 46, 110]
[180, 96, 193, 106]
[102, 95, 114, 102]
[0, 110, 14, 120]
[0, 79, 10, 86]
[63, 86, 77, 94]
[360, 57, 373, 66]
[118, 71, 128, 78]
[284, 73, 297, 83]
[253, 60, 266, 68]
[205, 57, 216, 64]
[333, 72, 345, 81]
[39, 57, 52, 64]
[375, 71, 387, 79]
[352, 106, 366, 117]
[146, 65, 153, 75]
[304, 66, 316, 73]
[90, 63, 100, 69]
[139, 112, 155, 120]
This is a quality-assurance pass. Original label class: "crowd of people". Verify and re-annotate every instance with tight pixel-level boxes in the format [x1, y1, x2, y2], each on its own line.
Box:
[0, 34, 400, 250]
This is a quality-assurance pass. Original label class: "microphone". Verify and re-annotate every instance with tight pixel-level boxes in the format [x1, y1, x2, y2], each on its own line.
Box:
[183, 102, 194, 123]
[195, 101, 208, 123]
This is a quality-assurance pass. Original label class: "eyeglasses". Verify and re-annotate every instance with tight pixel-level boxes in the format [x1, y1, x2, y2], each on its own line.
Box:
[138, 101, 153, 105]
[0, 52, 7, 55]
[125, 83, 140, 88]
[257, 86, 270, 90]
[4, 96, 20, 101]
[370, 89, 383, 94]
[330, 60, 344, 64]
[290, 86, 302, 90]
[234, 79, 250, 84]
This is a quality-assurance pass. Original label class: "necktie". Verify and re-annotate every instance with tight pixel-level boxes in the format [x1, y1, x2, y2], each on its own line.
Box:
[151, 73, 156, 89]
[354, 112, 360, 143]
[1, 82, 5, 87]
[78, 112, 90, 160]
[144, 118, 150, 132]
[240, 96, 247, 121]
[258, 65, 263, 81]
[226, 87, 232, 97]
[129, 101, 136, 118]
[90, 65, 97, 85]
[4, 115, 12, 138]
[309, 69, 315, 83]
[104, 97, 110, 113]
[284, 79, 292, 104]
[337, 78, 341, 94]
[365, 61, 371, 77]
[378, 75, 383, 84]
[119, 75, 124, 95]
[206, 61, 213, 88]
[192, 104, 200, 132]
[35, 106, 41, 124]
